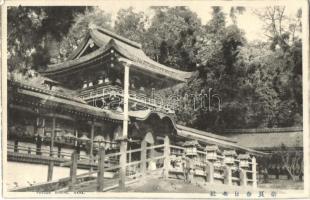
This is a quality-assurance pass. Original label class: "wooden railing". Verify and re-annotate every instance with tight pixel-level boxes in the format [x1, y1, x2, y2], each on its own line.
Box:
[78, 84, 177, 113]
[8, 137, 258, 192]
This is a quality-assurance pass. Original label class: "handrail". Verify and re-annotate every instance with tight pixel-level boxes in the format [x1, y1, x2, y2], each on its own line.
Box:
[104, 165, 121, 171]
[8, 144, 80, 158]
[146, 144, 165, 150]
[105, 152, 121, 158]
[75, 170, 98, 179]
[197, 150, 207, 155]
[146, 155, 165, 162]
[126, 148, 142, 154]
[79, 84, 176, 110]
[170, 145, 185, 150]
[126, 160, 141, 167]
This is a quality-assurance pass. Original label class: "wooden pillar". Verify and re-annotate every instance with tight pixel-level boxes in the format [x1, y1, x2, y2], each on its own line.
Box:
[47, 117, 56, 181]
[14, 140, 18, 152]
[47, 161, 54, 181]
[128, 144, 132, 164]
[140, 139, 147, 175]
[50, 117, 56, 156]
[89, 120, 95, 170]
[128, 143, 132, 172]
[97, 148, 105, 192]
[252, 156, 257, 188]
[119, 139, 127, 191]
[118, 61, 130, 191]
[69, 151, 78, 191]
[224, 165, 232, 185]
[163, 135, 170, 179]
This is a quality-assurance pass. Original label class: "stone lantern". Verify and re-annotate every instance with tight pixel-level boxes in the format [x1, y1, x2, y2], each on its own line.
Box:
[223, 150, 237, 165]
[238, 154, 251, 168]
[182, 140, 200, 157]
[206, 144, 221, 161]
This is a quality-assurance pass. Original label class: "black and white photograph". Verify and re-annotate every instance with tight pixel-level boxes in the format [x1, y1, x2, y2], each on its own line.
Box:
[1, 0, 309, 198]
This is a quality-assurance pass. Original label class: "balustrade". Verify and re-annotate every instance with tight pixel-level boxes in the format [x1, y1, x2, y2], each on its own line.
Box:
[78, 84, 176, 113]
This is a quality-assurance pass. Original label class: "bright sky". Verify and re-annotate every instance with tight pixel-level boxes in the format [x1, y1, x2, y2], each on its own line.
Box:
[99, 1, 302, 42]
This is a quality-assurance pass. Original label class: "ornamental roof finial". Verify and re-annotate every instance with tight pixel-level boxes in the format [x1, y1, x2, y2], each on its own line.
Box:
[88, 22, 97, 30]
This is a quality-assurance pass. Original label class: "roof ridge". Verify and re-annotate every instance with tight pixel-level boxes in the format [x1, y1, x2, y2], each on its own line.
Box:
[92, 27, 142, 49]
[224, 127, 303, 133]
[176, 124, 237, 143]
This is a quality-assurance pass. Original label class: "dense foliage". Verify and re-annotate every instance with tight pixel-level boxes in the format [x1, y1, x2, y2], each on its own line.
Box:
[7, 6, 302, 130]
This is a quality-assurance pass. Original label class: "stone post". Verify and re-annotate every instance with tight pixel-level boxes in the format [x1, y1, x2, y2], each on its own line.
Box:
[224, 165, 232, 185]
[252, 156, 257, 188]
[140, 139, 147, 175]
[69, 151, 78, 191]
[163, 135, 170, 179]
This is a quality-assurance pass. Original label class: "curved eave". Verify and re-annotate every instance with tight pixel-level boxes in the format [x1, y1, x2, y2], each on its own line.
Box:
[40, 46, 110, 76]
[128, 110, 266, 156]
[41, 30, 194, 82]
[9, 80, 84, 104]
[67, 33, 91, 60]
[176, 124, 237, 143]
[11, 83, 123, 122]
[177, 130, 267, 156]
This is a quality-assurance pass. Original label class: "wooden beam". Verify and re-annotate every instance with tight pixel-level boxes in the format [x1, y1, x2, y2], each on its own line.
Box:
[9, 104, 38, 114]
[90, 120, 95, 171]
[87, 121, 105, 127]
[47, 117, 56, 181]
[43, 113, 76, 121]
[50, 117, 56, 156]
[118, 58, 131, 191]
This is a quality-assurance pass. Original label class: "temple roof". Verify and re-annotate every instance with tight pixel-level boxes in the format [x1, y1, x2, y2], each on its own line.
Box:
[224, 130, 303, 150]
[129, 109, 266, 155]
[8, 77, 123, 122]
[41, 27, 194, 82]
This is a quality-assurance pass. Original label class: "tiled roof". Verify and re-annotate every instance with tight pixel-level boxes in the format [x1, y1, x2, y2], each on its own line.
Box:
[9, 78, 123, 122]
[129, 109, 266, 155]
[8, 72, 82, 103]
[224, 130, 303, 150]
[41, 27, 194, 82]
